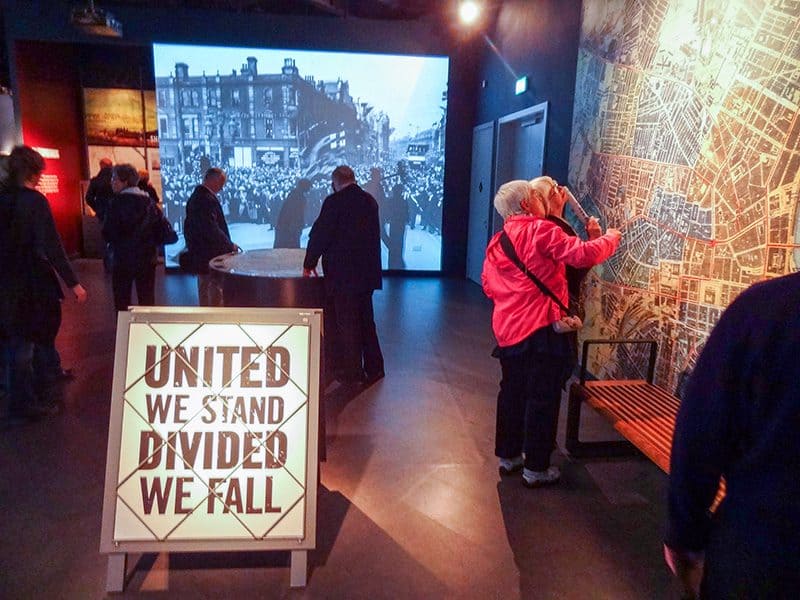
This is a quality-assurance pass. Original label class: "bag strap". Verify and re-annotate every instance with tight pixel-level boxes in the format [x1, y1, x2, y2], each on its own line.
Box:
[499, 229, 571, 316]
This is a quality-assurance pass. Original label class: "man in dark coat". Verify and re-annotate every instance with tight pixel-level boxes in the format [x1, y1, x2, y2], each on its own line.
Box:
[85, 157, 114, 270]
[664, 271, 800, 599]
[303, 165, 384, 384]
[85, 157, 113, 221]
[274, 178, 311, 249]
[183, 167, 237, 306]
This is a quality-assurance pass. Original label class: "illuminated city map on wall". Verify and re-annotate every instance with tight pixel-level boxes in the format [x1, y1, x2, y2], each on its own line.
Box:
[568, 0, 800, 390]
[153, 43, 449, 271]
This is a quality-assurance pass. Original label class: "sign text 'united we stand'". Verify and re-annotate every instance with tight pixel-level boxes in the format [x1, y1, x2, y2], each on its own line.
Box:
[100, 307, 320, 590]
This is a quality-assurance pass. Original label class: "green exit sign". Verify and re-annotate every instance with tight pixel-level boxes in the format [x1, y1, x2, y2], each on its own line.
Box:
[515, 76, 528, 95]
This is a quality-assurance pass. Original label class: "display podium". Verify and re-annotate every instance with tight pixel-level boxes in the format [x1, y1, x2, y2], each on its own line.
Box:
[209, 248, 324, 309]
[209, 248, 328, 461]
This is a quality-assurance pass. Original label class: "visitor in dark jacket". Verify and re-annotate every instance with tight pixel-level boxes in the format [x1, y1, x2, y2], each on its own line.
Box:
[665, 270, 800, 599]
[183, 168, 238, 306]
[1, 146, 87, 420]
[303, 165, 384, 385]
[85, 157, 113, 222]
[103, 163, 160, 311]
[85, 157, 114, 271]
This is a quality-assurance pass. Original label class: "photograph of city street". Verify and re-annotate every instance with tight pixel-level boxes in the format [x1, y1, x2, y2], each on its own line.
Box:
[153, 43, 450, 270]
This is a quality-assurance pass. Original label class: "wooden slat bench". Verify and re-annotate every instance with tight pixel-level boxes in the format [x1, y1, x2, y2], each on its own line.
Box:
[565, 339, 670, 466]
[565, 338, 725, 505]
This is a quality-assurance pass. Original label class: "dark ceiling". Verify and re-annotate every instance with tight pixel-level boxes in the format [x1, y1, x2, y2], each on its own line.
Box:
[105, 0, 448, 20]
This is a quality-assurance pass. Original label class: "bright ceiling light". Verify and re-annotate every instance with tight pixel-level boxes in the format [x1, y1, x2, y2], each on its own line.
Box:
[459, 1, 481, 25]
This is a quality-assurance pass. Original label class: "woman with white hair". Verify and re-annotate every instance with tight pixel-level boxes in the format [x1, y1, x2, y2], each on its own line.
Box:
[482, 178, 621, 487]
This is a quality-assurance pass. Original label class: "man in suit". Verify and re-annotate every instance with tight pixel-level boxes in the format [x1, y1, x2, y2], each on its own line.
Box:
[303, 165, 384, 385]
[183, 167, 238, 306]
[85, 157, 113, 222]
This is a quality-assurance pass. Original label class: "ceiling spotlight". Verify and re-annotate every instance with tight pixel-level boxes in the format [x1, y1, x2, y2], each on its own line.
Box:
[458, 1, 481, 25]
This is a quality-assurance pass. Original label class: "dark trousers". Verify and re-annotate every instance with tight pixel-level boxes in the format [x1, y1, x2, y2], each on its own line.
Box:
[326, 291, 383, 381]
[112, 264, 156, 312]
[2, 338, 36, 413]
[33, 342, 62, 380]
[495, 349, 566, 471]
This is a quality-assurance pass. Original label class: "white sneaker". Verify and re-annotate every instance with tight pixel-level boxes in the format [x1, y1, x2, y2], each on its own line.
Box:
[498, 456, 524, 476]
[522, 465, 561, 488]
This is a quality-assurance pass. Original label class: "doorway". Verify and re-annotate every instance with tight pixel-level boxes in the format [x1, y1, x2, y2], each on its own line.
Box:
[466, 121, 495, 284]
[492, 102, 548, 233]
[465, 103, 548, 284]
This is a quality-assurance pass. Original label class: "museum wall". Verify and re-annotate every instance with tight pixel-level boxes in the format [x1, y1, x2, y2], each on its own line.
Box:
[3, 0, 480, 275]
[568, 0, 800, 391]
[14, 41, 85, 254]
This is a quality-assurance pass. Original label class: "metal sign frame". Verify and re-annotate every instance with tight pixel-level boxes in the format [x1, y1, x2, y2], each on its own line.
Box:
[99, 306, 321, 589]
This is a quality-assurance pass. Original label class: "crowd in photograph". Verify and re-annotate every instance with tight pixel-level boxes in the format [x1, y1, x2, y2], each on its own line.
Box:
[159, 157, 445, 239]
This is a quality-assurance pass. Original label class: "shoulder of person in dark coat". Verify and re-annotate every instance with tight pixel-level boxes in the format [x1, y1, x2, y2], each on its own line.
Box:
[104, 188, 152, 240]
[14, 186, 52, 221]
[112, 188, 151, 216]
[188, 184, 214, 202]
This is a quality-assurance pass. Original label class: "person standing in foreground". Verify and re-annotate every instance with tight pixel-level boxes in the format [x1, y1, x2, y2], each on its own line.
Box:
[664, 271, 800, 599]
[482, 179, 620, 487]
[183, 168, 238, 306]
[303, 165, 384, 385]
[0, 146, 88, 420]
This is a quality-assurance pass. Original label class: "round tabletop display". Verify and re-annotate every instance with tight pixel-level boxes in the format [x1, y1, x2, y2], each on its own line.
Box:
[209, 248, 324, 308]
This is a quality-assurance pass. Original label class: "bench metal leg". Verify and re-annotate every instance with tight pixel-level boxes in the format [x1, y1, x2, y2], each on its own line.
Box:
[565, 386, 638, 459]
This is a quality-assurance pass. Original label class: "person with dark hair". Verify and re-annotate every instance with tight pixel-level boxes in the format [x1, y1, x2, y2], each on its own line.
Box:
[482, 178, 620, 487]
[0, 145, 87, 420]
[664, 270, 800, 599]
[274, 178, 311, 249]
[183, 167, 238, 306]
[103, 163, 161, 311]
[303, 165, 384, 385]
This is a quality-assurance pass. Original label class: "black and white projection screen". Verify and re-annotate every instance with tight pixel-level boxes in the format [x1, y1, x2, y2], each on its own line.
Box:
[153, 43, 450, 270]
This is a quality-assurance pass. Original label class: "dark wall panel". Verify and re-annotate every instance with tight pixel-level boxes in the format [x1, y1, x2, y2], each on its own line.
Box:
[475, 0, 582, 184]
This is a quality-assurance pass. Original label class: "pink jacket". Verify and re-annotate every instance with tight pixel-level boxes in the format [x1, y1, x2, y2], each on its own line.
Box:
[482, 215, 619, 347]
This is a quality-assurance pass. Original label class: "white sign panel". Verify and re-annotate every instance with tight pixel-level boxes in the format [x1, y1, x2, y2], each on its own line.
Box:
[100, 307, 320, 553]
